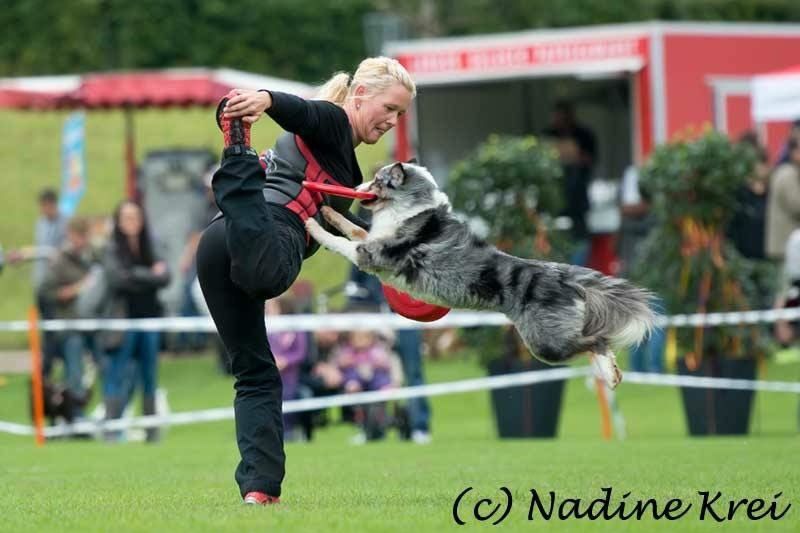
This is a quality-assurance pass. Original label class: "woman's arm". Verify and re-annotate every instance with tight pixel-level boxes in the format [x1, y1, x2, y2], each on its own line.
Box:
[104, 244, 170, 293]
[221, 89, 273, 124]
[222, 89, 346, 145]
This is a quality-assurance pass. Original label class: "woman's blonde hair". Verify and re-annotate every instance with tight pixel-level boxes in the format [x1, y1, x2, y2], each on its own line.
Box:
[315, 56, 416, 105]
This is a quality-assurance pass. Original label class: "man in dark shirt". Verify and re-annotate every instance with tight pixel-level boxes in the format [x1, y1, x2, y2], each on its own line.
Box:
[543, 100, 597, 258]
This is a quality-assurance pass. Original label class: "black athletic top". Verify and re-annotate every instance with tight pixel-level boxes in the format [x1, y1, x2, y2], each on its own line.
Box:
[260, 91, 365, 258]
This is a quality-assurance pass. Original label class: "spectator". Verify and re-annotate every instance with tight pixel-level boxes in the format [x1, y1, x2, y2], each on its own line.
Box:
[617, 165, 653, 276]
[728, 133, 776, 309]
[34, 188, 67, 378]
[766, 138, 800, 265]
[776, 119, 800, 165]
[33, 188, 67, 290]
[103, 200, 170, 442]
[38, 217, 103, 420]
[175, 167, 219, 354]
[347, 259, 433, 443]
[613, 165, 664, 372]
[265, 295, 308, 441]
[297, 328, 344, 440]
[729, 132, 770, 259]
[774, 229, 800, 347]
[542, 100, 597, 265]
[394, 327, 431, 444]
[345, 202, 434, 442]
[333, 329, 399, 443]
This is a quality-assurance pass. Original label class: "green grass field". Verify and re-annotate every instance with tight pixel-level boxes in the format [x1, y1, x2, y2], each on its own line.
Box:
[0, 352, 798, 532]
[0, 108, 390, 347]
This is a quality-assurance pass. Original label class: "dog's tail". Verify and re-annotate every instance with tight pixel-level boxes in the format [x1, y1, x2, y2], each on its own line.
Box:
[576, 269, 656, 348]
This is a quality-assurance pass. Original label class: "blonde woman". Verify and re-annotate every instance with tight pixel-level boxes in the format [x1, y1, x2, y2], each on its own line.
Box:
[196, 57, 415, 505]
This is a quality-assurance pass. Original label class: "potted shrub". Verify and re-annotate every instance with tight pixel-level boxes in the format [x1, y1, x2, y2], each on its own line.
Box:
[633, 128, 763, 435]
[448, 134, 572, 438]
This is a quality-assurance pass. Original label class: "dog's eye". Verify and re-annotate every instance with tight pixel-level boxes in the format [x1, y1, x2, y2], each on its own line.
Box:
[386, 181, 397, 190]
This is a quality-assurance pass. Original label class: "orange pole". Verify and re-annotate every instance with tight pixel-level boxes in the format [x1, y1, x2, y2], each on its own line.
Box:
[594, 379, 613, 440]
[590, 355, 613, 441]
[27, 306, 45, 446]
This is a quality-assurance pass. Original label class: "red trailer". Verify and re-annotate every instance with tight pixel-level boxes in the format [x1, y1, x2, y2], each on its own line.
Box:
[387, 21, 800, 178]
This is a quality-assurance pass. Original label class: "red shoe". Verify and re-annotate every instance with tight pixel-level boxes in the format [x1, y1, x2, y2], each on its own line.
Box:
[243, 491, 280, 505]
[216, 90, 252, 149]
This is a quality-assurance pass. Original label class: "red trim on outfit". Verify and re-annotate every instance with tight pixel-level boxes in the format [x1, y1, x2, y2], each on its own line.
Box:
[282, 136, 343, 222]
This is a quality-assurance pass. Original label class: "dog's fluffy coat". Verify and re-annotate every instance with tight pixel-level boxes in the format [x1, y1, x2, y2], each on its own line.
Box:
[306, 162, 655, 387]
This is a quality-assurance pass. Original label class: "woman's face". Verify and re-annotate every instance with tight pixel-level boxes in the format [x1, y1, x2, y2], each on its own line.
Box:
[352, 83, 413, 145]
[118, 202, 144, 238]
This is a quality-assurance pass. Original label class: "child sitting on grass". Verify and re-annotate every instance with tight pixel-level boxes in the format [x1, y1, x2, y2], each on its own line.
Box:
[333, 329, 399, 443]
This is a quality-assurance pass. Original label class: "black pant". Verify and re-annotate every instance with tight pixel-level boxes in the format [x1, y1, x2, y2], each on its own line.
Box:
[196, 155, 305, 498]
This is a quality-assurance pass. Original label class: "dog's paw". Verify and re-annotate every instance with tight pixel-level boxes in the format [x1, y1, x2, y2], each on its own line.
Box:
[305, 217, 323, 239]
[320, 205, 336, 221]
[592, 351, 622, 389]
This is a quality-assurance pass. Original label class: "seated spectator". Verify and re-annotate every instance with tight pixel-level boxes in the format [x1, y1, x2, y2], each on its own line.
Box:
[38, 216, 104, 420]
[296, 328, 345, 440]
[265, 295, 308, 441]
[333, 329, 400, 443]
[346, 253, 433, 443]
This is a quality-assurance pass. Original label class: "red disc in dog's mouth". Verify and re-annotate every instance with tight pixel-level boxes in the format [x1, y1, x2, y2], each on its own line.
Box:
[302, 181, 377, 201]
[382, 284, 451, 322]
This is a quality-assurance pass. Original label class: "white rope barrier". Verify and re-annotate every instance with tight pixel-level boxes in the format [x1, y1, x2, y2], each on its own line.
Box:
[623, 371, 800, 393]
[2, 366, 799, 438]
[0, 306, 799, 334]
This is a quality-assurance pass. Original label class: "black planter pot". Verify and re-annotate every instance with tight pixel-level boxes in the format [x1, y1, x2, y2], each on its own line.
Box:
[487, 357, 566, 438]
[677, 356, 757, 436]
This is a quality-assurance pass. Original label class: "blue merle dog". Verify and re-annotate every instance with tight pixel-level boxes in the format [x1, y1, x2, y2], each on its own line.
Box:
[305, 162, 655, 388]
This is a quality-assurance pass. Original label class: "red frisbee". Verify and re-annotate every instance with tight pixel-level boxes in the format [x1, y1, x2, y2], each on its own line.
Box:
[302, 180, 377, 201]
[382, 284, 451, 322]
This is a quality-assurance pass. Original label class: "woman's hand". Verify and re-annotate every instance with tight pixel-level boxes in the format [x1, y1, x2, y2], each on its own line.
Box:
[223, 89, 272, 124]
[151, 261, 167, 276]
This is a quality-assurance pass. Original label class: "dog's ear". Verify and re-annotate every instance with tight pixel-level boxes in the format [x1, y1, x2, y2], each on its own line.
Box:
[389, 162, 406, 186]
[406, 157, 418, 165]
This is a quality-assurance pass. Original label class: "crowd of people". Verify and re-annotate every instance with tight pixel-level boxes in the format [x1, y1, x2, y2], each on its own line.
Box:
[18, 193, 171, 441]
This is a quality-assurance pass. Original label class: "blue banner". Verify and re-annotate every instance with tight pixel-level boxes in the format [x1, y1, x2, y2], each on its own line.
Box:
[59, 112, 86, 217]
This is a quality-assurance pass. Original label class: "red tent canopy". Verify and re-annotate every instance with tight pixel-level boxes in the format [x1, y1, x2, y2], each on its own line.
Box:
[0, 68, 313, 197]
[62, 73, 230, 108]
[0, 68, 312, 109]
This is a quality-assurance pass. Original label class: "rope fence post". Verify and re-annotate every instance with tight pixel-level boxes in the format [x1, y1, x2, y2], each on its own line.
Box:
[27, 306, 45, 446]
